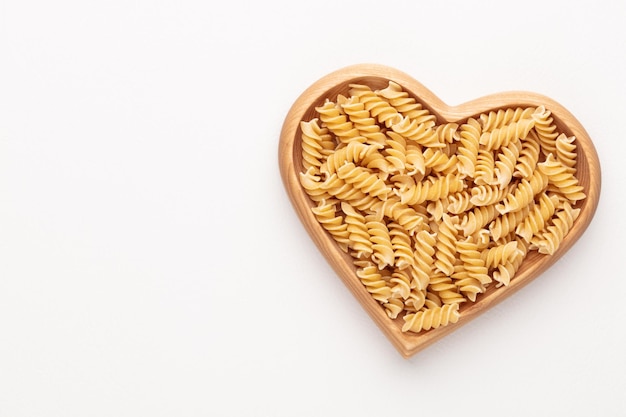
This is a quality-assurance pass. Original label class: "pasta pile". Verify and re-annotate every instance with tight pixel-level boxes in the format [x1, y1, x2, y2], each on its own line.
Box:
[298, 80, 585, 334]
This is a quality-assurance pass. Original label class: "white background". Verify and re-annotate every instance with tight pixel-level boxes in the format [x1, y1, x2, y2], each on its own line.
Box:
[1, 0, 625, 415]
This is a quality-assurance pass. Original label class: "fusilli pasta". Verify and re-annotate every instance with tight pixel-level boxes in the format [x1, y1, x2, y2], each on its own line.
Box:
[297, 80, 586, 334]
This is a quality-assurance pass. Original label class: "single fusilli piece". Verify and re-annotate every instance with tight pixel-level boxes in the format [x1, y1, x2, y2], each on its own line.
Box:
[412, 229, 437, 291]
[537, 153, 586, 203]
[456, 237, 491, 287]
[354, 260, 392, 303]
[321, 173, 369, 203]
[451, 263, 484, 302]
[349, 83, 403, 128]
[365, 215, 395, 270]
[513, 130, 541, 179]
[434, 214, 459, 276]
[341, 202, 373, 259]
[555, 133, 577, 174]
[396, 173, 465, 206]
[470, 184, 513, 207]
[376, 81, 436, 128]
[311, 199, 350, 253]
[481, 240, 521, 270]
[388, 268, 412, 301]
[321, 141, 386, 176]
[479, 107, 536, 132]
[340, 95, 387, 146]
[479, 118, 535, 151]
[473, 149, 497, 186]
[515, 192, 560, 242]
[300, 119, 335, 173]
[336, 162, 391, 200]
[494, 139, 522, 189]
[531, 105, 559, 157]
[457, 118, 481, 177]
[496, 169, 549, 214]
[530, 201, 581, 255]
[388, 222, 415, 271]
[401, 303, 460, 333]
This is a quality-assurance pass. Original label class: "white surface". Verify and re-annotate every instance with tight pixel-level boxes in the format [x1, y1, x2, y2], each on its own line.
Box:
[1, 0, 625, 415]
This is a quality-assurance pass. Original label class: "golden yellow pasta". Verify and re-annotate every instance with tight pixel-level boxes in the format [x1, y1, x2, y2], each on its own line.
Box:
[298, 80, 586, 334]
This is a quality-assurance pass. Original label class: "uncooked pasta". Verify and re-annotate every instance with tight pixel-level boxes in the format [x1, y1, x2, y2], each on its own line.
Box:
[298, 80, 586, 334]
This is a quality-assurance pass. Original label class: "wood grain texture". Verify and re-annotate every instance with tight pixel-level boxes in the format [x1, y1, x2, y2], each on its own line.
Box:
[278, 64, 601, 358]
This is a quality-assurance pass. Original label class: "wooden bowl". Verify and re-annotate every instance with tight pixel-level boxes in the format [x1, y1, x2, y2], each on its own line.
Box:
[278, 64, 601, 358]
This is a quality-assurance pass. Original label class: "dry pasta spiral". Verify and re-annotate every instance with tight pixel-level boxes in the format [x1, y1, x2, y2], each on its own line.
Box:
[311, 199, 350, 253]
[479, 107, 536, 132]
[531, 106, 559, 156]
[531, 201, 581, 255]
[402, 304, 460, 333]
[479, 118, 535, 151]
[349, 83, 403, 128]
[340, 95, 387, 147]
[555, 134, 577, 174]
[377, 81, 436, 127]
[354, 260, 392, 303]
[514, 130, 541, 179]
[537, 154, 586, 203]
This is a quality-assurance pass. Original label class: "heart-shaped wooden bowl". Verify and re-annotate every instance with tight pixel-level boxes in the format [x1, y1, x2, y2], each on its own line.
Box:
[278, 64, 601, 358]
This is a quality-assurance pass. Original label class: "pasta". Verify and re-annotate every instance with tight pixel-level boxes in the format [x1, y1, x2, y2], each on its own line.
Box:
[376, 81, 436, 128]
[532, 105, 559, 156]
[300, 119, 334, 172]
[315, 100, 363, 144]
[311, 199, 350, 253]
[298, 80, 586, 334]
[457, 118, 481, 177]
[513, 130, 541, 179]
[515, 192, 560, 242]
[479, 107, 536, 132]
[555, 134, 577, 174]
[433, 214, 459, 276]
[366, 215, 395, 270]
[396, 173, 465, 206]
[479, 118, 535, 151]
[402, 304, 460, 333]
[321, 141, 386, 175]
[428, 272, 466, 305]
[340, 95, 388, 147]
[494, 139, 522, 188]
[336, 162, 391, 200]
[349, 83, 402, 128]
[412, 229, 437, 291]
[538, 154, 586, 202]
[530, 200, 581, 255]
